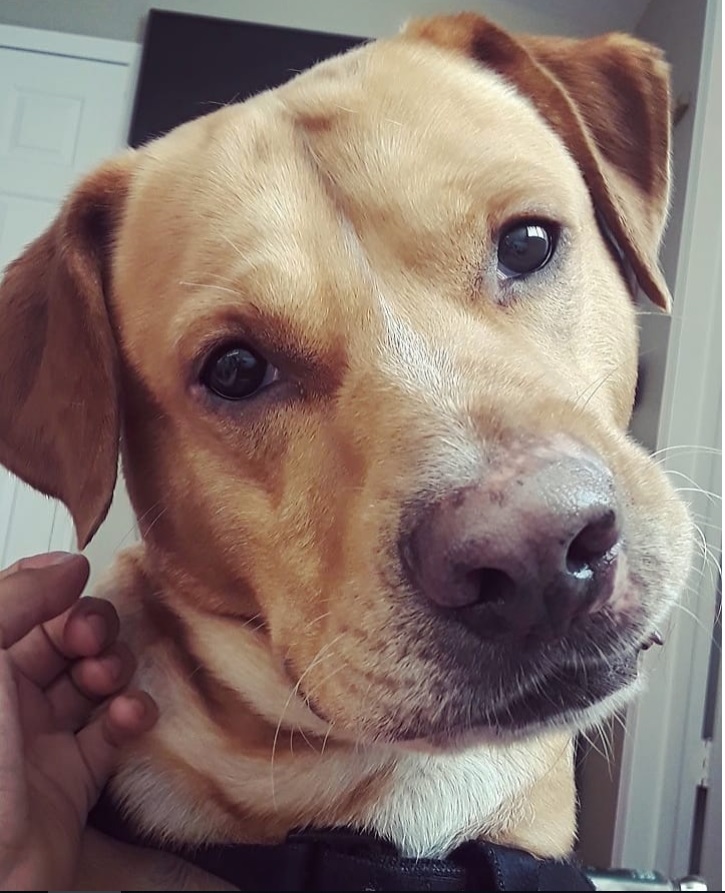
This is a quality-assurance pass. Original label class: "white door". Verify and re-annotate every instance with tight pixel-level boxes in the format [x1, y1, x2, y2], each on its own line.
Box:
[0, 27, 139, 580]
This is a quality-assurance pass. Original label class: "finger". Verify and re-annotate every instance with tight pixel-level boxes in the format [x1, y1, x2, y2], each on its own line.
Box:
[10, 596, 120, 689]
[0, 652, 29, 839]
[76, 691, 158, 808]
[0, 550, 79, 581]
[47, 642, 136, 731]
[71, 641, 135, 699]
[0, 553, 89, 649]
[63, 596, 121, 658]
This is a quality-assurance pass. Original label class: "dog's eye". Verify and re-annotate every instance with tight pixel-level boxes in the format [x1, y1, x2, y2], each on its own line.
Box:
[497, 221, 557, 279]
[200, 344, 277, 400]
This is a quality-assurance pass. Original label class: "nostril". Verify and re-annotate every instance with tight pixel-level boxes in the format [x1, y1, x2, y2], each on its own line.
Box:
[566, 509, 619, 577]
[467, 567, 518, 606]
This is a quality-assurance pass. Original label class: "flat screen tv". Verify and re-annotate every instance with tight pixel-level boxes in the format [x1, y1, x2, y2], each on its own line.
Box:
[129, 9, 364, 147]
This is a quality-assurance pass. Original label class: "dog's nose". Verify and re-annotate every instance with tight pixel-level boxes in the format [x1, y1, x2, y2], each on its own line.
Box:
[403, 451, 621, 639]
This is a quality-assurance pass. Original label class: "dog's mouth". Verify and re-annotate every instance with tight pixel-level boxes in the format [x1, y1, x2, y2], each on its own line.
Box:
[379, 590, 664, 747]
[481, 647, 640, 734]
[481, 627, 662, 738]
[291, 616, 655, 749]
[394, 643, 643, 749]
[278, 528, 666, 748]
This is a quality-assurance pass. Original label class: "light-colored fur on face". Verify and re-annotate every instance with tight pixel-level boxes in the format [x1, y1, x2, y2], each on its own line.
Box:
[0, 14, 692, 867]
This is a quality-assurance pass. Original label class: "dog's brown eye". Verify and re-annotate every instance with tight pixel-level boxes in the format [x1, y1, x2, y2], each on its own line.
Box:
[497, 221, 557, 278]
[201, 344, 275, 400]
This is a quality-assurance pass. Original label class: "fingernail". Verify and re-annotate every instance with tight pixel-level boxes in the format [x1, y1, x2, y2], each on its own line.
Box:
[22, 551, 78, 569]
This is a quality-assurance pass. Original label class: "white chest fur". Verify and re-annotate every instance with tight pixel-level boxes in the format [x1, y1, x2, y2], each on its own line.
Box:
[360, 743, 560, 858]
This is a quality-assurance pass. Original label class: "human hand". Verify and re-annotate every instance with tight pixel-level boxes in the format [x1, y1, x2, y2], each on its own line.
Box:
[0, 552, 158, 891]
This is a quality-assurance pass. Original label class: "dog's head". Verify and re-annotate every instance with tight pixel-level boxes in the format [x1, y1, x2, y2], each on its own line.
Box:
[0, 14, 691, 749]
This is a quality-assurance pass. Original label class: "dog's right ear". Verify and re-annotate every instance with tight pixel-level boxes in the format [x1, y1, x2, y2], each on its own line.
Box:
[405, 14, 673, 311]
[0, 154, 133, 548]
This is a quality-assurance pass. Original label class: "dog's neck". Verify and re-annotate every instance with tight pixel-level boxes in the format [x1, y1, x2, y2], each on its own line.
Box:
[97, 547, 576, 860]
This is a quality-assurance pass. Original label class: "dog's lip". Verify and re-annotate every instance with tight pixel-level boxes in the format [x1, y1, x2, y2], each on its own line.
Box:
[388, 643, 641, 747]
[479, 647, 640, 733]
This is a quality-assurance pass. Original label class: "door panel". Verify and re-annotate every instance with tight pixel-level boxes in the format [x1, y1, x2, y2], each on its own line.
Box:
[0, 47, 130, 201]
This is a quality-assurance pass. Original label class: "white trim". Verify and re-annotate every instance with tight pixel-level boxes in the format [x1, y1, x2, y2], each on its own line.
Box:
[0, 23, 136, 65]
[612, 0, 722, 879]
[118, 40, 143, 142]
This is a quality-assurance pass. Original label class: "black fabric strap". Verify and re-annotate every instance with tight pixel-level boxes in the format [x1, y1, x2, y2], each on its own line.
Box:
[89, 796, 594, 892]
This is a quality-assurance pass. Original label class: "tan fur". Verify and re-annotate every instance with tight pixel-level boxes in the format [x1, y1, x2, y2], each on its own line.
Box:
[0, 13, 692, 886]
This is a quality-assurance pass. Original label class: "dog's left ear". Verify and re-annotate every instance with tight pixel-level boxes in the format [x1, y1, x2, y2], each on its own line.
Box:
[0, 156, 133, 548]
[405, 14, 673, 311]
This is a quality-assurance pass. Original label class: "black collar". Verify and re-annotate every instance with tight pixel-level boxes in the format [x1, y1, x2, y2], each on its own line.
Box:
[90, 796, 594, 891]
[174, 828, 595, 892]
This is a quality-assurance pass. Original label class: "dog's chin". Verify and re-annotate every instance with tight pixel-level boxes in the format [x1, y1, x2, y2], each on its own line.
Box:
[391, 649, 642, 754]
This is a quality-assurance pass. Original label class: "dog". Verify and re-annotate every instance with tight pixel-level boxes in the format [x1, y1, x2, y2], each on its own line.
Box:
[0, 11, 693, 890]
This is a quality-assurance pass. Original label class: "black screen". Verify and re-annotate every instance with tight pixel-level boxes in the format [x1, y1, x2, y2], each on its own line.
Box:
[129, 9, 365, 147]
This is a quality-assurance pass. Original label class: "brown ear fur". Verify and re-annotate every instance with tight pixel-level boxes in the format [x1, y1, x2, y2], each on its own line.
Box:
[405, 13, 673, 310]
[0, 156, 133, 547]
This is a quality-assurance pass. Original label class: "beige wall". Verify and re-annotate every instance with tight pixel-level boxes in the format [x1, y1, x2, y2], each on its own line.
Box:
[0, 0, 651, 43]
